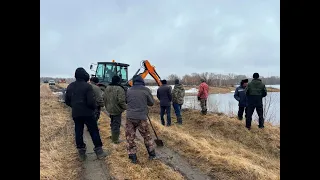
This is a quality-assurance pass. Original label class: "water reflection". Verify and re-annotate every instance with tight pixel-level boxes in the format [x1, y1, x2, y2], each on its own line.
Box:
[182, 92, 280, 125]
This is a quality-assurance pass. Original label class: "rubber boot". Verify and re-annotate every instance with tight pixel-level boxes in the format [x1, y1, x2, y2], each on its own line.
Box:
[147, 150, 158, 160]
[77, 147, 87, 162]
[129, 154, 138, 164]
[111, 131, 123, 144]
[94, 147, 108, 159]
[177, 116, 183, 125]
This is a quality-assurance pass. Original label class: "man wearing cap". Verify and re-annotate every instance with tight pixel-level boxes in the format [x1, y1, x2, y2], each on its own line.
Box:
[245, 73, 267, 130]
[234, 79, 248, 120]
[172, 79, 185, 124]
[157, 79, 173, 126]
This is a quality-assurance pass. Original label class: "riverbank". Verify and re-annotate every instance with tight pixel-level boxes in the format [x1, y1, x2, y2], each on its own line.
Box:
[184, 85, 280, 95]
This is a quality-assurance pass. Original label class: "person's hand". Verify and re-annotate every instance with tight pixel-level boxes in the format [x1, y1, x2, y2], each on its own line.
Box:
[197, 96, 201, 101]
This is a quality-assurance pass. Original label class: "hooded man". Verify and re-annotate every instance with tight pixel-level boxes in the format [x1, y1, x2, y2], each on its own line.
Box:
[172, 79, 185, 124]
[125, 75, 157, 164]
[197, 79, 209, 115]
[103, 75, 126, 144]
[89, 77, 104, 124]
[234, 79, 248, 120]
[245, 73, 267, 130]
[157, 79, 173, 126]
[65, 67, 107, 161]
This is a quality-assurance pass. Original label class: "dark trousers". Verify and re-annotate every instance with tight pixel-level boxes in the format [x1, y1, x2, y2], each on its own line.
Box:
[94, 107, 101, 122]
[73, 116, 103, 149]
[110, 113, 122, 133]
[246, 105, 264, 128]
[160, 106, 171, 126]
[172, 103, 182, 120]
[237, 106, 247, 120]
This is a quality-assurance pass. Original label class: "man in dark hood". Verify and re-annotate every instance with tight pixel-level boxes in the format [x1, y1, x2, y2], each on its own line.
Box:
[125, 75, 157, 164]
[234, 79, 248, 120]
[103, 75, 127, 144]
[245, 73, 267, 130]
[172, 79, 185, 124]
[157, 79, 173, 126]
[65, 67, 107, 161]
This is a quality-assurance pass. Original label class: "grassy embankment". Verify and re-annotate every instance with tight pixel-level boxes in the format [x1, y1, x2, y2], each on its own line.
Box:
[40, 84, 81, 180]
[147, 100, 280, 180]
[40, 84, 184, 180]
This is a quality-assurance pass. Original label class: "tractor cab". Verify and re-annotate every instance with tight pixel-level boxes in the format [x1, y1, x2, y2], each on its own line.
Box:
[90, 60, 130, 89]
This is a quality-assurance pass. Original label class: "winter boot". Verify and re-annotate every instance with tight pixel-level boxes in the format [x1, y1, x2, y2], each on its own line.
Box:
[129, 154, 138, 164]
[77, 147, 87, 162]
[177, 116, 183, 125]
[147, 150, 158, 160]
[94, 147, 108, 159]
[111, 131, 123, 144]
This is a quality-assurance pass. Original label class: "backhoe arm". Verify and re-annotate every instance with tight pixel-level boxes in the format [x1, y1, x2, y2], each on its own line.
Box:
[127, 60, 162, 87]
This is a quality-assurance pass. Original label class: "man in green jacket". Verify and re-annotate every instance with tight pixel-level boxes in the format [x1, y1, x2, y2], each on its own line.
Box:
[245, 73, 267, 130]
[104, 75, 127, 144]
[172, 79, 185, 124]
[89, 77, 104, 124]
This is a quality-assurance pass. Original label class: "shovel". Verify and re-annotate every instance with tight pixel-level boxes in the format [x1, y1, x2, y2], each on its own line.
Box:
[147, 114, 164, 147]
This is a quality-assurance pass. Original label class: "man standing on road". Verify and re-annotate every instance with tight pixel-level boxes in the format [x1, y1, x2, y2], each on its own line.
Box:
[104, 75, 127, 144]
[245, 73, 267, 130]
[234, 79, 248, 120]
[125, 75, 157, 164]
[157, 79, 173, 126]
[89, 77, 104, 124]
[65, 67, 107, 161]
[172, 79, 185, 124]
[197, 79, 209, 115]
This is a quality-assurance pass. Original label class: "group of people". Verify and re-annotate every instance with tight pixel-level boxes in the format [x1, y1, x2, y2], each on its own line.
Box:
[234, 73, 267, 130]
[65, 67, 267, 164]
[65, 67, 157, 163]
[156, 78, 210, 126]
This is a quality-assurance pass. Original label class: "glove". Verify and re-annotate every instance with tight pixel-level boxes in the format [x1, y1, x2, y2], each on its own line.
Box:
[197, 96, 201, 101]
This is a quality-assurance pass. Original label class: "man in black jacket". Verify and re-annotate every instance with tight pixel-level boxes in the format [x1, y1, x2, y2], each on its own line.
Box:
[157, 79, 172, 126]
[65, 67, 107, 161]
[234, 79, 248, 120]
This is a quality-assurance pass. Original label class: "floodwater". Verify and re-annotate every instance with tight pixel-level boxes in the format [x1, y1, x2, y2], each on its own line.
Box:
[148, 85, 280, 125]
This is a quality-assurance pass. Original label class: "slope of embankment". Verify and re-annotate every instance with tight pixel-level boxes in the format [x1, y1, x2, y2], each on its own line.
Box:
[40, 84, 82, 179]
[148, 100, 280, 180]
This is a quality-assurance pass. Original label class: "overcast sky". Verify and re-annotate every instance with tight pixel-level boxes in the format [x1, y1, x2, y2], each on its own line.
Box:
[40, 0, 280, 78]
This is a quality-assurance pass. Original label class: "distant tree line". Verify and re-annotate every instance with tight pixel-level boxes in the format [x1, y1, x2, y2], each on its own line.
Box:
[146, 72, 280, 86]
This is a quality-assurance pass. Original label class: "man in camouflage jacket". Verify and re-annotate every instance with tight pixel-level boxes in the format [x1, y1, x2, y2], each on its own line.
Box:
[172, 79, 185, 124]
[104, 75, 127, 144]
[245, 73, 267, 130]
[89, 77, 104, 124]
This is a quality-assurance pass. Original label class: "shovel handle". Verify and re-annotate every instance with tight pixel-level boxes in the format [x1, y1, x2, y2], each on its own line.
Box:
[147, 114, 160, 140]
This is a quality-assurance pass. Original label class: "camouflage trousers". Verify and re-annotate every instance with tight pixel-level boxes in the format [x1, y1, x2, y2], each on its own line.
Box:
[200, 99, 207, 113]
[125, 119, 155, 155]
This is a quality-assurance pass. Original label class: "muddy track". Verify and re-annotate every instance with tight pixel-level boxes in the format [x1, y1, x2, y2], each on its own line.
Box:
[102, 110, 212, 180]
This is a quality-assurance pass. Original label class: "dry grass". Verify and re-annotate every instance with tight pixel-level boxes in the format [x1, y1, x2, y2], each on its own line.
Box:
[40, 84, 81, 180]
[97, 112, 185, 180]
[148, 100, 280, 180]
[56, 83, 68, 88]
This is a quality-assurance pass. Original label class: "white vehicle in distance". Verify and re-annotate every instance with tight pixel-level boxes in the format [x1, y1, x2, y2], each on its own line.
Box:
[49, 80, 55, 86]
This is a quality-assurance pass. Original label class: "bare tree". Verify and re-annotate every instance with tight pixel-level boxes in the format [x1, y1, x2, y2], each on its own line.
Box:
[167, 74, 180, 81]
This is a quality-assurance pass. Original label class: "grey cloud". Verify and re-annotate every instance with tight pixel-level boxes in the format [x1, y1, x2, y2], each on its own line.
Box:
[40, 0, 280, 78]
